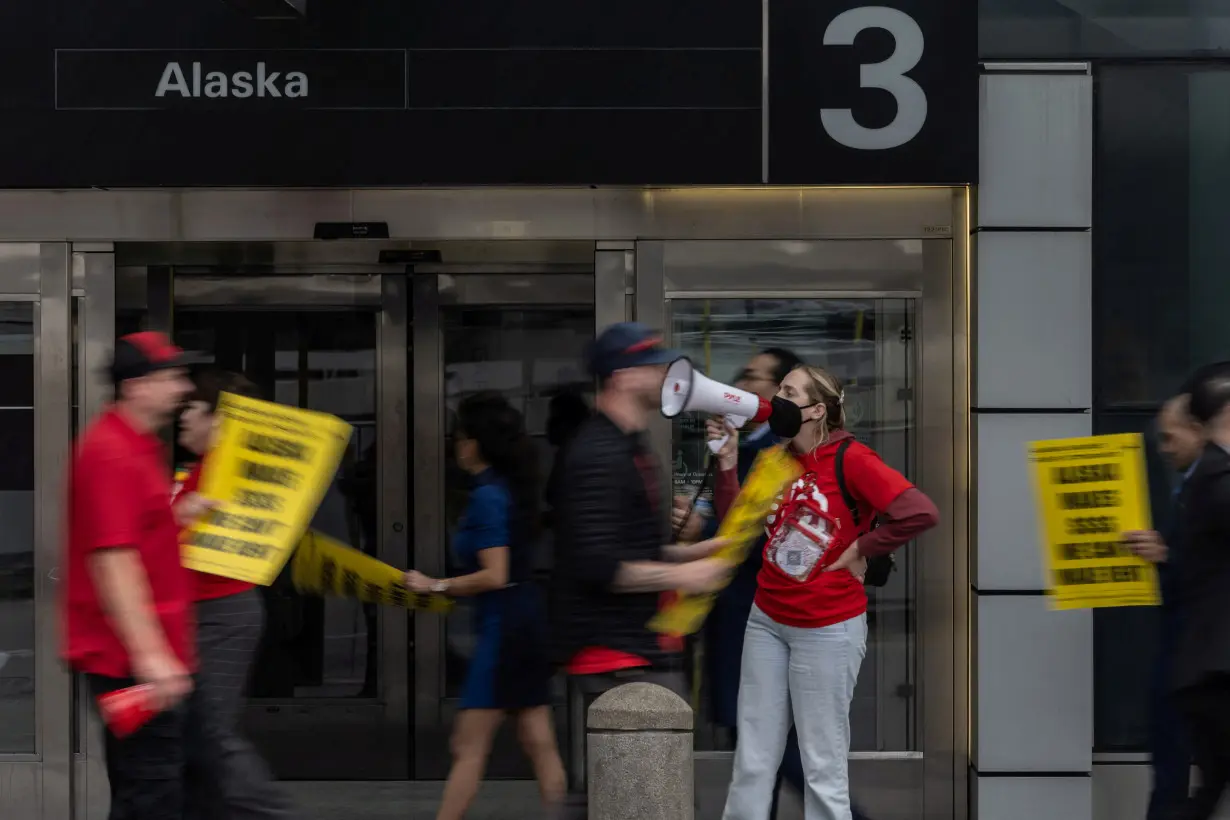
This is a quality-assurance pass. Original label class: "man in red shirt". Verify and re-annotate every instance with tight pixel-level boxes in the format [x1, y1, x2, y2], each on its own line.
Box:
[63, 331, 207, 820]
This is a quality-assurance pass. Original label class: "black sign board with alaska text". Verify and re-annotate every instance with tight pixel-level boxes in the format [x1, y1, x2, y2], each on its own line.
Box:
[0, 0, 976, 187]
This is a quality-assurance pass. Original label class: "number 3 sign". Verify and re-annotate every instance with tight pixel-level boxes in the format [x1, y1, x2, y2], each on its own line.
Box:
[768, 0, 977, 185]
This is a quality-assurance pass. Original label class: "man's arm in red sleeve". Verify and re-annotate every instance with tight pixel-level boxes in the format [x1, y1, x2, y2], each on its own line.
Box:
[714, 463, 740, 521]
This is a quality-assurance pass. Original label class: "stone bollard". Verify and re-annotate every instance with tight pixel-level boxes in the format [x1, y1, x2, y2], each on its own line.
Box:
[587, 682, 694, 820]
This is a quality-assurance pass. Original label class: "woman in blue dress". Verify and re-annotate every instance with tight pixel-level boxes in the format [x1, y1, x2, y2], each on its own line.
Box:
[405, 391, 565, 820]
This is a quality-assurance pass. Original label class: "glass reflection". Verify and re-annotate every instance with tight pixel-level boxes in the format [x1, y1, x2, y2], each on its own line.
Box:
[439, 306, 593, 776]
[980, 0, 1230, 58]
[0, 302, 36, 753]
[175, 311, 379, 700]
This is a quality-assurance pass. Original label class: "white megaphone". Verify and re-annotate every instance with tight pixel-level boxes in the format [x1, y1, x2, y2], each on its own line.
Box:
[660, 357, 803, 450]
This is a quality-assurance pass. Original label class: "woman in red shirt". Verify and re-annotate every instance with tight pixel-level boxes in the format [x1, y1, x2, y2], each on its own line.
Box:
[714, 364, 938, 820]
[173, 369, 293, 819]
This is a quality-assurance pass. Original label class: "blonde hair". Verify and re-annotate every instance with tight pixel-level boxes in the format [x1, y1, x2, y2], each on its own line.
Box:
[792, 364, 846, 444]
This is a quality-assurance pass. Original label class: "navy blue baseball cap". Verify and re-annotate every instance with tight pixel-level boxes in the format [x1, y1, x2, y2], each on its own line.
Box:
[586, 322, 680, 378]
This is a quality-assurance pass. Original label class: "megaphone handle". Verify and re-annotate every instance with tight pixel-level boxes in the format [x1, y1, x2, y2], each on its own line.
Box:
[672, 456, 718, 542]
[706, 415, 743, 455]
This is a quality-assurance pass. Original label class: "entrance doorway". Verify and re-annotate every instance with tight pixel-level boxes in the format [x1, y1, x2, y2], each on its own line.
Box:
[411, 270, 595, 779]
[135, 257, 603, 781]
[167, 275, 405, 779]
[84, 230, 963, 819]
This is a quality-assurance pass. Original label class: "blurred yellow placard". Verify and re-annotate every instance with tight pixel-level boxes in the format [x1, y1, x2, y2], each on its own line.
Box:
[650, 446, 803, 636]
[292, 530, 453, 613]
[1028, 433, 1159, 610]
[182, 393, 352, 585]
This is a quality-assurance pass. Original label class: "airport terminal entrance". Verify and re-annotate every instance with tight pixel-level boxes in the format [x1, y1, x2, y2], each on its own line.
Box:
[0, 185, 969, 820]
[103, 234, 959, 809]
[112, 245, 603, 780]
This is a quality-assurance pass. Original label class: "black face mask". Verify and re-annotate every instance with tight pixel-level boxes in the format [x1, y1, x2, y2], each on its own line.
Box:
[766, 396, 808, 439]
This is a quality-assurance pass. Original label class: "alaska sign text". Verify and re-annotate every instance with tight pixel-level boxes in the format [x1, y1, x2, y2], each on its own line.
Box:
[156, 62, 308, 99]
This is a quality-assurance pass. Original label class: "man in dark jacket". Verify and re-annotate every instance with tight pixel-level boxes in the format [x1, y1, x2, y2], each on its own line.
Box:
[554, 322, 729, 805]
[1164, 363, 1230, 819]
[1125, 386, 1206, 820]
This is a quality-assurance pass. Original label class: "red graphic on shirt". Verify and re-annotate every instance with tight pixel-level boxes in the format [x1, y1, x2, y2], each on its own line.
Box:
[763, 472, 840, 582]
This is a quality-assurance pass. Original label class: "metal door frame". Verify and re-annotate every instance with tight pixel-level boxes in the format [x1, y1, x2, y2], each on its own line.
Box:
[75, 248, 117, 820]
[635, 235, 967, 820]
[0, 245, 73, 820]
[410, 263, 622, 779]
[148, 272, 413, 779]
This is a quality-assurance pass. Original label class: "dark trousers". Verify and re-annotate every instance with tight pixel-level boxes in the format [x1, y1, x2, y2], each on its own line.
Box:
[1172, 675, 1230, 820]
[1148, 644, 1191, 820]
[87, 673, 189, 820]
[186, 589, 293, 820]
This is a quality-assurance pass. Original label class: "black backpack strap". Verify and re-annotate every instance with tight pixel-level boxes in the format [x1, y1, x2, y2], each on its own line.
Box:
[834, 439, 861, 528]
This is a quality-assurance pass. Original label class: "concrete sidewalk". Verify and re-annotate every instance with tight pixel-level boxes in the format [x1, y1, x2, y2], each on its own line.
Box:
[284, 779, 806, 820]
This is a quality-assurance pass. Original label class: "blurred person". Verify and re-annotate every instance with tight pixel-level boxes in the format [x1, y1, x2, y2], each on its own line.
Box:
[1123, 371, 1218, 820]
[553, 322, 729, 809]
[544, 388, 592, 521]
[174, 369, 295, 820]
[1164, 362, 1230, 820]
[405, 392, 566, 820]
[714, 364, 938, 820]
[543, 389, 592, 624]
[62, 332, 202, 820]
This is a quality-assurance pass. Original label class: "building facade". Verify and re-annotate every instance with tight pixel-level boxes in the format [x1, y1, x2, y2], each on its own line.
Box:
[982, 3, 1230, 819]
[0, 1, 1197, 819]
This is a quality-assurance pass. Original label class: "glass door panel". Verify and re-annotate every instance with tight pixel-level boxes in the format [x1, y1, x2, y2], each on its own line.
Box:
[0, 302, 36, 753]
[173, 303, 406, 779]
[414, 274, 595, 779]
[669, 297, 917, 753]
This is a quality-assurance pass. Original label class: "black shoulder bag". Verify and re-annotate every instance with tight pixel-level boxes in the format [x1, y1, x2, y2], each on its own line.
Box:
[834, 439, 896, 588]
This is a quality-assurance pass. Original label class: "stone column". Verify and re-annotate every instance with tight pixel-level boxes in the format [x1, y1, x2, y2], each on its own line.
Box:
[975, 63, 1094, 820]
[587, 682, 694, 820]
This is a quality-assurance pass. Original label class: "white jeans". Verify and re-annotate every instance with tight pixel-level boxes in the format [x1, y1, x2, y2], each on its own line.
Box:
[721, 605, 868, 820]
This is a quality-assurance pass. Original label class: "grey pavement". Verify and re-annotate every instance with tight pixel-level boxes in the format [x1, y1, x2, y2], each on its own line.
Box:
[283, 779, 806, 820]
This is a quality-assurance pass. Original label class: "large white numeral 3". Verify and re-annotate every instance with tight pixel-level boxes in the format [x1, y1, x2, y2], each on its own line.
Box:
[820, 6, 927, 150]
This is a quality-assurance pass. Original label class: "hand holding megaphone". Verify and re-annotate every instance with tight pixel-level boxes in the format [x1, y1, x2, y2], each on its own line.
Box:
[705, 417, 739, 462]
[661, 357, 803, 439]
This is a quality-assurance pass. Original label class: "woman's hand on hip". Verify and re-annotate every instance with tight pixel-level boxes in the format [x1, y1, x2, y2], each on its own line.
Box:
[824, 541, 867, 579]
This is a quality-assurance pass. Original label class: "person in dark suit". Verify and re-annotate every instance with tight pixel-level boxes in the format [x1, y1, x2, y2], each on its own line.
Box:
[1124, 384, 1207, 820]
[1163, 363, 1230, 820]
[702, 348, 802, 742]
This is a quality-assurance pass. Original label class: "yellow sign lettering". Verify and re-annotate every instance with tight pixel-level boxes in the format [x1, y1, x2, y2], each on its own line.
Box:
[1028, 433, 1159, 610]
[181, 392, 352, 586]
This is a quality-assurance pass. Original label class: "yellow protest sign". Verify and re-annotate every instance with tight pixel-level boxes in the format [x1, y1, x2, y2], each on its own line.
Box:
[292, 530, 454, 613]
[182, 393, 352, 585]
[1027, 433, 1159, 610]
[650, 446, 803, 636]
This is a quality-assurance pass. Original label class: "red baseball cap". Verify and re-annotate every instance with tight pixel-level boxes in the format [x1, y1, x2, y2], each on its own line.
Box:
[108, 332, 204, 383]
